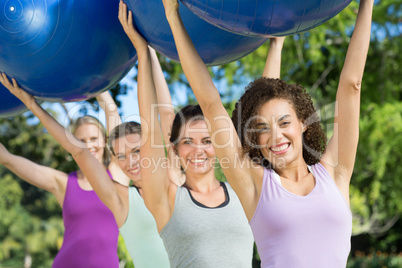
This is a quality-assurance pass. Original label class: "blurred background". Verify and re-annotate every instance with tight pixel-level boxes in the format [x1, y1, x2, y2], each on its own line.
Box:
[0, 0, 401, 267]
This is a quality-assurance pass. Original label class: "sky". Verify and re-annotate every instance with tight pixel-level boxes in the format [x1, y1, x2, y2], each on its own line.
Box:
[44, 67, 190, 128]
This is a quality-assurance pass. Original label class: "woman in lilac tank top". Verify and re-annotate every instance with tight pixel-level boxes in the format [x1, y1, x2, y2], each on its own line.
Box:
[161, 0, 374, 267]
[0, 91, 127, 267]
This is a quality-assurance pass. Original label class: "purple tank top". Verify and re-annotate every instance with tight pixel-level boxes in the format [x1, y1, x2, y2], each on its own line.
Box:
[52, 171, 119, 268]
[250, 163, 352, 268]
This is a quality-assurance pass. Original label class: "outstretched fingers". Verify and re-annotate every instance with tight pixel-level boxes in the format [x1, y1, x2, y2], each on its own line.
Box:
[0, 73, 34, 106]
[118, 0, 128, 29]
[0, 73, 19, 93]
[118, 1, 147, 52]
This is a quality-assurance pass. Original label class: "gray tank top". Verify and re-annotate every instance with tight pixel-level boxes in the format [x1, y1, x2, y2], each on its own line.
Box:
[160, 182, 254, 268]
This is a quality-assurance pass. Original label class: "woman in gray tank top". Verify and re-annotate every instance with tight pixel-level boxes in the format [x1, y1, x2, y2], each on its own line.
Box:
[139, 72, 256, 267]
[136, 10, 285, 268]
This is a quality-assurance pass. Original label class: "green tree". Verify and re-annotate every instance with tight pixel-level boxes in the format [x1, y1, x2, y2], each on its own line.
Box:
[0, 111, 75, 267]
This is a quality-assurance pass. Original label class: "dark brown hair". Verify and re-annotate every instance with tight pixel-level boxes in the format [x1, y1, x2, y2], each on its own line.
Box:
[231, 78, 327, 168]
[169, 105, 204, 145]
[108, 122, 141, 155]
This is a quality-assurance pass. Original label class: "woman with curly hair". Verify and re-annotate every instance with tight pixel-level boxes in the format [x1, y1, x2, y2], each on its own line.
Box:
[231, 78, 327, 168]
[162, 0, 374, 266]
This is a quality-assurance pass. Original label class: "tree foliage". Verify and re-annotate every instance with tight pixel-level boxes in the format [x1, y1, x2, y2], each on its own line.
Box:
[0, 112, 74, 267]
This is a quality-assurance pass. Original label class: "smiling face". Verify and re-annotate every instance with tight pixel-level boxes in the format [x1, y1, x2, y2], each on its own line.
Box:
[113, 133, 142, 183]
[256, 98, 306, 169]
[74, 123, 106, 163]
[174, 120, 216, 177]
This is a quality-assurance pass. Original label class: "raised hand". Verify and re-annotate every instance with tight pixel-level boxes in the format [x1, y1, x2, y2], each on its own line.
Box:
[118, 0, 147, 53]
[262, 36, 285, 79]
[161, 0, 180, 21]
[0, 73, 35, 108]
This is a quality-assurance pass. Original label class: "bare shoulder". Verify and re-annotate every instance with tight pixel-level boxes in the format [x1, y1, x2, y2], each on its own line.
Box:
[50, 170, 69, 206]
[52, 170, 69, 193]
[115, 181, 129, 203]
[320, 159, 351, 184]
[240, 161, 265, 201]
[320, 160, 350, 205]
[113, 181, 130, 227]
[320, 161, 336, 180]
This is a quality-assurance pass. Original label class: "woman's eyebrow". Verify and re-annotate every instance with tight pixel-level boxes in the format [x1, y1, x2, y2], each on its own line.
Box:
[278, 115, 290, 121]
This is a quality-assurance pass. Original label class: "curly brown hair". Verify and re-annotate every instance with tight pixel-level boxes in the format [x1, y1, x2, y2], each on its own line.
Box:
[231, 78, 327, 168]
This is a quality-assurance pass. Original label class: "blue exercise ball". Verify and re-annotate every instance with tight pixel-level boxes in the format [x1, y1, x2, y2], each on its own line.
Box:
[180, 0, 353, 37]
[0, 0, 137, 102]
[0, 83, 27, 117]
[126, 0, 267, 66]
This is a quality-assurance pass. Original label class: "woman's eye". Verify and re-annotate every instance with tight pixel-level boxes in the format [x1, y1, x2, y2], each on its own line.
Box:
[203, 140, 212, 144]
[281, 121, 290, 126]
[117, 155, 126, 160]
[257, 127, 269, 132]
[183, 140, 191, 144]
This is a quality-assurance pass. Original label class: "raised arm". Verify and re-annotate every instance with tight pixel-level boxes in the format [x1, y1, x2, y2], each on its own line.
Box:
[162, 0, 263, 219]
[0, 142, 67, 206]
[0, 73, 126, 224]
[96, 91, 130, 186]
[321, 0, 374, 192]
[119, 1, 172, 231]
[149, 47, 185, 186]
[96, 91, 122, 135]
[262, 37, 285, 78]
[149, 48, 175, 145]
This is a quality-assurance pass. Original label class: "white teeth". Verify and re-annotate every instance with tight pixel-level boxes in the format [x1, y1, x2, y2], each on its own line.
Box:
[271, 144, 289, 152]
[191, 159, 206, 163]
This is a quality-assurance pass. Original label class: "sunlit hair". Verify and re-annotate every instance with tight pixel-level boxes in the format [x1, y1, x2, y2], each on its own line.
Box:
[108, 122, 141, 155]
[231, 78, 327, 168]
[169, 105, 205, 145]
[70, 115, 111, 167]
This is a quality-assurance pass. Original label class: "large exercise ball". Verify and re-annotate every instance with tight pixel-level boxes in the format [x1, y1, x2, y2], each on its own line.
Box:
[0, 0, 137, 102]
[180, 0, 353, 37]
[126, 0, 267, 66]
[0, 83, 27, 117]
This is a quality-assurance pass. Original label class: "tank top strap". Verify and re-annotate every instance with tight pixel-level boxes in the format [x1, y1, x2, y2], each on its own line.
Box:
[175, 185, 187, 205]
[311, 162, 332, 182]
[66, 171, 79, 193]
[65, 169, 112, 199]
[63, 171, 81, 212]
[262, 167, 275, 187]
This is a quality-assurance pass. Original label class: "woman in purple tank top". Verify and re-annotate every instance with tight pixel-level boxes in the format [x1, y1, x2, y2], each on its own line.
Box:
[161, 0, 374, 267]
[0, 5, 179, 267]
[0, 91, 128, 267]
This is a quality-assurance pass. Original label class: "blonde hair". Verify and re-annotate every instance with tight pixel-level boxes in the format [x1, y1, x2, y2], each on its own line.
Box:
[70, 115, 111, 167]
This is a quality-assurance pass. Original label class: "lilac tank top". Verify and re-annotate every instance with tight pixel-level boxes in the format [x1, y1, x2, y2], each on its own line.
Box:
[52, 171, 119, 268]
[250, 163, 352, 268]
